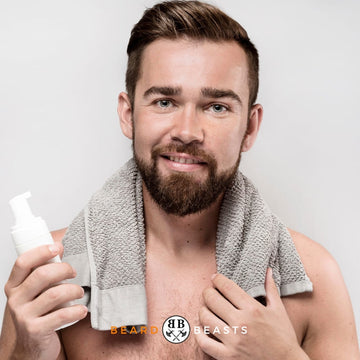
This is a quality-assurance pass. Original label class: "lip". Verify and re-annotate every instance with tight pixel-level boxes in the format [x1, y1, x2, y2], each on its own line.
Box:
[159, 153, 206, 172]
[160, 152, 207, 164]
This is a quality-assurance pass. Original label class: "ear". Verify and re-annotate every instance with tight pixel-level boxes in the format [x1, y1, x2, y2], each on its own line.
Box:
[241, 104, 263, 152]
[118, 92, 133, 140]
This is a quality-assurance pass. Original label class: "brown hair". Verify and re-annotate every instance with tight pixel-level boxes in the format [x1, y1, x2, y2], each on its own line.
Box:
[126, 0, 259, 109]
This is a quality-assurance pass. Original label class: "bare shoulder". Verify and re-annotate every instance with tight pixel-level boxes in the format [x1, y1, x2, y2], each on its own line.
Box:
[287, 228, 339, 277]
[287, 227, 348, 310]
[51, 228, 68, 244]
[287, 228, 360, 359]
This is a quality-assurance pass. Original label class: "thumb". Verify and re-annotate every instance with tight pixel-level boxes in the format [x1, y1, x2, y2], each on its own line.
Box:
[265, 267, 281, 307]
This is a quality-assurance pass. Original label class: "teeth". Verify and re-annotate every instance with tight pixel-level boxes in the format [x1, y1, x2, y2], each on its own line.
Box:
[168, 156, 201, 164]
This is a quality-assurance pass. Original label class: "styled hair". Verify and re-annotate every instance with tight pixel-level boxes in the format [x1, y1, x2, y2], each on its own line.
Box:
[126, 0, 259, 109]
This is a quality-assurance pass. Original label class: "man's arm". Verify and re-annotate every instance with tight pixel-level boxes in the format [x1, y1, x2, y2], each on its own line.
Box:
[288, 229, 360, 359]
[0, 229, 73, 360]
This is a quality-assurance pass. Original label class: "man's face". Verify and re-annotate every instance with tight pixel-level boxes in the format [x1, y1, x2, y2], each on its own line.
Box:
[126, 39, 252, 216]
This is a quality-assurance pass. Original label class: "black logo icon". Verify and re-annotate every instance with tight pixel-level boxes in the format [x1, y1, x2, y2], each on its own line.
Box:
[162, 315, 190, 344]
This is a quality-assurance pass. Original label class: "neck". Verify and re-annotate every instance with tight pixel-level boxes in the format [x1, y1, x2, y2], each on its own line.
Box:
[142, 182, 222, 256]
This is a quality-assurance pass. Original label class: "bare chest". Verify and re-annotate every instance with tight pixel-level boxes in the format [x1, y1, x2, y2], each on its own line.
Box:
[61, 254, 217, 359]
[61, 255, 309, 359]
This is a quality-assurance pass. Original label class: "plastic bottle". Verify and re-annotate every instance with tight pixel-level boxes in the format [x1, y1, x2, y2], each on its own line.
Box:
[9, 191, 77, 330]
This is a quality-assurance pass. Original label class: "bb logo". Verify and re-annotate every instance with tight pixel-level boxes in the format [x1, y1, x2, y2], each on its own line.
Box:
[162, 315, 190, 344]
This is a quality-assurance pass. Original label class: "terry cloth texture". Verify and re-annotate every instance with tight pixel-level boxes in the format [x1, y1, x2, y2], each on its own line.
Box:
[62, 158, 313, 331]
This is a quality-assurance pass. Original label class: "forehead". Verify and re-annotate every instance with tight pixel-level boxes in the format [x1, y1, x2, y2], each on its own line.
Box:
[137, 38, 249, 100]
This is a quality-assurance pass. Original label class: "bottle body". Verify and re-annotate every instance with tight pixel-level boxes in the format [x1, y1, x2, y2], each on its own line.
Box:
[9, 192, 78, 330]
[12, 222, 61, 262]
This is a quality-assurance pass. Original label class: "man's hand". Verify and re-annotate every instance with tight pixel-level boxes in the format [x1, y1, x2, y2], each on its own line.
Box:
[4, 243, 87, 360]
[195, 268, 309, 360]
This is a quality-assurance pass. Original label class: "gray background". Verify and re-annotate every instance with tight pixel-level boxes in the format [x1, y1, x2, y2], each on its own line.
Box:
[1, 0, 359, 343]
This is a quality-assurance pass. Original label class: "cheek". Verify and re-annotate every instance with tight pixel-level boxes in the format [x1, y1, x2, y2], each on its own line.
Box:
[133, 126, 152, 159]
[209, 125, 244, 168]
[133, 113, 169, 158]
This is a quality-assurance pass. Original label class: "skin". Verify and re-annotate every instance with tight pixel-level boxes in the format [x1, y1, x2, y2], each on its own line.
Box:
[1, 38, 359, 359]
[0, 241, 87, 360]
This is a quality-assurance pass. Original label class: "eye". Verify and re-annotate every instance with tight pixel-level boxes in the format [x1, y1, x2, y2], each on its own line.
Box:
[209, 104, 228, 113]
[156, 99, 172, 108]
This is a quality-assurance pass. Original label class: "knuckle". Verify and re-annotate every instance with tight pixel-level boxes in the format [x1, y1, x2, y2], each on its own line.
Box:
[56, 309, 69, 323]
[15, 256, 28, 271]
[203, 288, 216, 302]
[26, 319, 42, 337]
[33, 265, 48, 280]
[249, 305, 262, 317]
[4, 282, 13, 298]
[64, 284, 82, 299]
[47, 287, 61, 302]
[221, 282, 232, 294]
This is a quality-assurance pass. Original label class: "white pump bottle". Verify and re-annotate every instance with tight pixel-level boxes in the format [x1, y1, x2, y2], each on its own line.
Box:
[9, 191, 61, 260]
[9, 191, 78, 330]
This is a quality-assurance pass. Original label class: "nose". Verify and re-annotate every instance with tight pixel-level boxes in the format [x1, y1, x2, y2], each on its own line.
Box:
[170, 105, 204, 144]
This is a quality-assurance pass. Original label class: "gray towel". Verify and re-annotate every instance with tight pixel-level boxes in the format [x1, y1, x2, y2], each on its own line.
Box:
[62, 158, 313, 331]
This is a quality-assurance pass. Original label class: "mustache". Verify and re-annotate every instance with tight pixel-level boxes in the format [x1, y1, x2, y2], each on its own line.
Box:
[151, 143, 216, 165]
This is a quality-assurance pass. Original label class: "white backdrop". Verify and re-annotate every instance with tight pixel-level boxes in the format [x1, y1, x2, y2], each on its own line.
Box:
[1, 0, 359, 344]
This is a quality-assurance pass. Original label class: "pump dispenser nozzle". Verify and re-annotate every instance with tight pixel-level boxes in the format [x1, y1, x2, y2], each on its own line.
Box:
[9, 191, 57, 257]
[9, 191, 35, 230]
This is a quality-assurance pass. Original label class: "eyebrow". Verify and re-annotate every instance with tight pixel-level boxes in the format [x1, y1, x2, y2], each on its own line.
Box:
[201, 87, 242, 105]
[143, 85, 242, 105]
[143, 86, 181, 98]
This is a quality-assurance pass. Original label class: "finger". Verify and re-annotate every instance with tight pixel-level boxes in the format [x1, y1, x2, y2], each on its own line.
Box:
[211, 273, 255, 309]
[6, 244, 62, 291]
[203, 287, 239, 327]
[198, 306, 229, 342]
[265, 268, 281, 307]
[15, 262, 76, 304]
[195, 327, 227, 360]
[37, 304, 88, 333]
[29, 284, 84, 317]
[56, 241, 64, 260]
[51, 228, 69, 260]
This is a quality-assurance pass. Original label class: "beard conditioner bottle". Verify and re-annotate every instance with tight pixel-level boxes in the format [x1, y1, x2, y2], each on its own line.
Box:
[9, 191, 61, 260]
[9, 191, 78, 329]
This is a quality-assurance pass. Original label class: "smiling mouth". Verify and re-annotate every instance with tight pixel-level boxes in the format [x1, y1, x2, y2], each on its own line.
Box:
[161, 155, 206, 165]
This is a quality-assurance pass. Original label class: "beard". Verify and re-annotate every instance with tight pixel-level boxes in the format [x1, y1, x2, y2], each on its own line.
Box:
[134, 141, 243, 217]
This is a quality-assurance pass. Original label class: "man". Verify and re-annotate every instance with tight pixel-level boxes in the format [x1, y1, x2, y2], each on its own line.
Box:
[1, 1, 359, 359]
